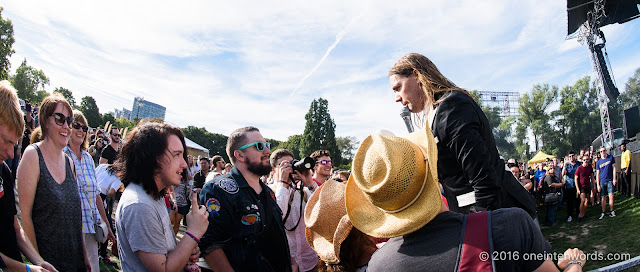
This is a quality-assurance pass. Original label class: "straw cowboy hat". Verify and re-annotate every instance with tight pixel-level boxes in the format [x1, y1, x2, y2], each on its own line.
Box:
[304, 179, 352, 264]
[345, 127, 441, 238]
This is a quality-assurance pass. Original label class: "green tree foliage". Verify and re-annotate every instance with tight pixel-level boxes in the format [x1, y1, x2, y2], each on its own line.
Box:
[53, 87, 77, 108]
[101, 112, 116, 127]
[79, 96, 102, 128]
[619, 68, 640, 110]
[517, 84, 557, 152]
[182, 126, 229, 162]
[335, 136, 359, 168]
[265, 138, 282, 152]
[552, 76, 600, 155]
[11, 59, 50, 104]
[300, 98, 341, 165]
[112, 117, 135, 131]
[279, 134, 303, 160]
[0, 7, 15, 80]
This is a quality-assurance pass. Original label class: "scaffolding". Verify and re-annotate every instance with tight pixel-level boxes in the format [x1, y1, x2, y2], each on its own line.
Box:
[576, 0, 614, 150]
[477, 91, 520, 118]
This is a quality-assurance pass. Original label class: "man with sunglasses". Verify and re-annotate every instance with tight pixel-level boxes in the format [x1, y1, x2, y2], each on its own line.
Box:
[199, 126, 292, 272]
[99, 127, 121, 165]
[596, 147, 616, 219]
[205, 155, 226, 183]
[310, 150, 332, 186]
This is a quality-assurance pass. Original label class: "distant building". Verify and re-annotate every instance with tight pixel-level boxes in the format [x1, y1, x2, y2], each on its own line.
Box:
[130, 97, 166, 121]
[113, 108, 132, 120]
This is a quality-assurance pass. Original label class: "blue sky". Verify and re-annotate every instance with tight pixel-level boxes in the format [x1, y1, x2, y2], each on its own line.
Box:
[2, 1, 640, 143]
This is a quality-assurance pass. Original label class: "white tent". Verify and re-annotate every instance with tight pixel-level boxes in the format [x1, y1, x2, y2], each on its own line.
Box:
[184, 137, 209, 157]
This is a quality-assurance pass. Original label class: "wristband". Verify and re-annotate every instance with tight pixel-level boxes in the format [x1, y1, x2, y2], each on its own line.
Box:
[185, 231, 200, 244]
[564, 260, 584, 270]
[26, 264, 32, 272]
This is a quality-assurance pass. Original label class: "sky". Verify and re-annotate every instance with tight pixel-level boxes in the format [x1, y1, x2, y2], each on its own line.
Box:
[2, 1, 640, 143]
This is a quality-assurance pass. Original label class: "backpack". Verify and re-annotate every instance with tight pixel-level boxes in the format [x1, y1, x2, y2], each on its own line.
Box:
[456, 211, 495, 272]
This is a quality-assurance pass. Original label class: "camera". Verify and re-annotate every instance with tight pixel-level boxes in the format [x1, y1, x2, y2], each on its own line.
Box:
[290, 157, 315, 172]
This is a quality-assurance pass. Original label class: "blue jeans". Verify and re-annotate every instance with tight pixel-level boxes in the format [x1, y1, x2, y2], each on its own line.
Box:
[600, 181, 615, 197]
[546, 203, 557, 226]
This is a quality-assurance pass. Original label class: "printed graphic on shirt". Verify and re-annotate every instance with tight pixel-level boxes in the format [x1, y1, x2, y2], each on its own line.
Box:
[206, 198, 221, 217]
[219, 178, 239, 194]
[241, 213, 260, 225]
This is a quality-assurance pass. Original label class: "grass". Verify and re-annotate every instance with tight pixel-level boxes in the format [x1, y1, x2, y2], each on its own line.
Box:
[539, 193, 640, 271]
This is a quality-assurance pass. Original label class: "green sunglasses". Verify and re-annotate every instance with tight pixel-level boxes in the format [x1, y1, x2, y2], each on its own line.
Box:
[237, 141, 271, 151]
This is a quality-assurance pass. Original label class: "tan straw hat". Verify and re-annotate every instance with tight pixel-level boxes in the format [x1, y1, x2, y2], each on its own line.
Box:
[345, 126, 441, 238]
[304, 179, 352, 264]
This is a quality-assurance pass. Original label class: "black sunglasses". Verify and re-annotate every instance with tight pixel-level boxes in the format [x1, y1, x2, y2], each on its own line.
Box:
[112, 133, 121, 137]
[72, 122, 89, 132]
[53, 113, 74, 126]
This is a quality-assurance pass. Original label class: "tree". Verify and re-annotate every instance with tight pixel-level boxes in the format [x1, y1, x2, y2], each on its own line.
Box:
[517, 84, 557, 152]
[279, 134, 303, 160]
[619, 67, 640, 110]
[53, 87, 77, 109]
[300, 98, 341, 165]
[11, 59, 50, 104]
[112, 117, 135, 131]
[79, 96, 102, 128]
[336, 136, 359, 167]
[0, 7, 15, 80]
[182, 126, 230, 163]
[101, 112, 116, 126]
[553, 76, 600, 155]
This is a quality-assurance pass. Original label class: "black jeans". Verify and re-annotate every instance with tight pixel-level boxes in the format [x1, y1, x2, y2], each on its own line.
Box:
[621, 169, 631, 197]
[565, 188, 578, 218]
[99, 193, 114, 257]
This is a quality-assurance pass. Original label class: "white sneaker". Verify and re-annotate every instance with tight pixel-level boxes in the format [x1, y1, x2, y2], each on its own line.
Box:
[599, 213, 605, 220]
[610, 211, 616, 217]
[567, 216, 573, 222]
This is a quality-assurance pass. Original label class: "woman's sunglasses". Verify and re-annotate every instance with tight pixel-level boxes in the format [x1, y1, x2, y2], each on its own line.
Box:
[237, 141, 271, 151]
[72, 122, 89, 132]
[317, 160, 332, 166]
[53, 113, 74, 127]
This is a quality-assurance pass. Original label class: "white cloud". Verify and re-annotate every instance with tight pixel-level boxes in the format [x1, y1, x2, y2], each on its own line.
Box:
[2, 0, 640, 144]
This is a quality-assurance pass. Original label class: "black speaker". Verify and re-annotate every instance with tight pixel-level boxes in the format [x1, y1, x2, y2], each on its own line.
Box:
[623, 106, 640, 138]
[593, 44, 619, 100]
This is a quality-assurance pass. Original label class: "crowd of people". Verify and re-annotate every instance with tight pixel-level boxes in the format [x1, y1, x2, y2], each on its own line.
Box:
[1, 53, 616, 272]
[507, 141, 633, 227]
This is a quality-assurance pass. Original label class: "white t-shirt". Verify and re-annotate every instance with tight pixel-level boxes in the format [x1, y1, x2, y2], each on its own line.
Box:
[95, 164, 122, 196]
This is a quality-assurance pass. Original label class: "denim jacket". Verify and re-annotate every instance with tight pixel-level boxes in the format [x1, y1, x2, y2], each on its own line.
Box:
[199, 167, 292, 272]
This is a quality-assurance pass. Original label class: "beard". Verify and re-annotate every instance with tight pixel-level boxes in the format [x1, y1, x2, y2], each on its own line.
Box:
[246, 155, 272, 176]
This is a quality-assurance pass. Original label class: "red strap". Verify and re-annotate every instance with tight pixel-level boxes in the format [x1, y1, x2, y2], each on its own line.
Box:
[458, 211, 493, 272]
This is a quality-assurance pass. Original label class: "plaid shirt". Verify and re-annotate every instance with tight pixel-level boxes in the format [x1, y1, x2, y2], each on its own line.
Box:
[64, 146, 101, 234]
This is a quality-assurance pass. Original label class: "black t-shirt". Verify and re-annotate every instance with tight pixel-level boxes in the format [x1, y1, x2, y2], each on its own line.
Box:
[193, 171, 207, 189]
[256, 189, 290, 272]
[101, 145, 118, 164]
[368, 208, 551, 272]
[0, 162, 20, 261]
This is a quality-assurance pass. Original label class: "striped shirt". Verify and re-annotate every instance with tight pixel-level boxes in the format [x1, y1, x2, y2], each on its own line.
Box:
[64, 146, 102, 233]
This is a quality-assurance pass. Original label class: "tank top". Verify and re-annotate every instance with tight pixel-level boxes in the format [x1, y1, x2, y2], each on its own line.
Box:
[32, 144, 86, 271]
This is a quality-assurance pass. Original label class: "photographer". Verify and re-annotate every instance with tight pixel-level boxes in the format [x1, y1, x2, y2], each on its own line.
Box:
[20, 100, 35, 155]
[271, 149, 318, 272]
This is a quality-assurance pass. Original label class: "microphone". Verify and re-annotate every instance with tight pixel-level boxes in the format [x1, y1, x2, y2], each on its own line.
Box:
[400, 107, 414, 133]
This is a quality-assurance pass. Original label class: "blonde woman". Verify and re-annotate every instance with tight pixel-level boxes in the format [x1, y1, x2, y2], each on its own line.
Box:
[63, 110, 115, 271]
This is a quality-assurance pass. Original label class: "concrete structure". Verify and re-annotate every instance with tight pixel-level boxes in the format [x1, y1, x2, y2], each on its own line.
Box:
[130, 97, 166, 121]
